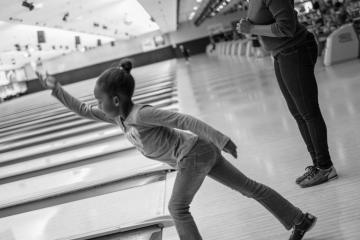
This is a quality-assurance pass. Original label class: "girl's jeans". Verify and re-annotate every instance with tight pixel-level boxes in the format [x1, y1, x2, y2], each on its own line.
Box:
[168, 138, 303, 240]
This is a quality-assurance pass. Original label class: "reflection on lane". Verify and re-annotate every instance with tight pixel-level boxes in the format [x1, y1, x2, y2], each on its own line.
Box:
[0, 96, 177, 142]
[0, 82, 174, 130]
[0, 179, 173, 240]
[0, 122, 112, 151]
[0, 141, 131, 179]
[0, 152, 171, 208]
[1, 128, 122, 164]
[0, 121, 108, 146]
[0, 101, 178, 146]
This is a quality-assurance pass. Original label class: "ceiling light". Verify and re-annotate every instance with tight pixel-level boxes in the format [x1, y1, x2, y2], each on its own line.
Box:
[34, 3, 43, 9]
[189, 12, 196, 20]
[193, 6, 198, 10]
[22, 1, 34, 11]
[123, 13, 133, 25]
[194, 0, 231, 26]
[23, 52, 31, 58]
[196, 0, 202, 2]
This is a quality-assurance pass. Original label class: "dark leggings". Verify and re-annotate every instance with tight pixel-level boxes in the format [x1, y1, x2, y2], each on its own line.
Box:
[273, 33, 333, 169]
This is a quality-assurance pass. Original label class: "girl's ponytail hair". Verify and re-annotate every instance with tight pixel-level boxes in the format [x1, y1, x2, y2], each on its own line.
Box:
[97, 66, 135, 99]
[97, 59, 135, 98]
[119, 58, 133, 74]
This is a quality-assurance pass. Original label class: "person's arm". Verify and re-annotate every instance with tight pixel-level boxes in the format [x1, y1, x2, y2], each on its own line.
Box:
[39, 73, 116, 125]
[238, 0, 297, 38]
[51, 84, 116, 124]
[266, 0, 297, 37]
[137, 106, 236, 155]
[250, 24, 278, 37]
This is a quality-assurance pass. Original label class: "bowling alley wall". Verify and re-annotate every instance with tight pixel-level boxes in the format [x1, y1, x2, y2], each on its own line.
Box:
[21, 11, 244, 95]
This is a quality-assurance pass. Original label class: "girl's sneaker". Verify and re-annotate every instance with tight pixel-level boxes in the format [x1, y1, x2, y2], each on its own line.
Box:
[289, 213, 317, 240]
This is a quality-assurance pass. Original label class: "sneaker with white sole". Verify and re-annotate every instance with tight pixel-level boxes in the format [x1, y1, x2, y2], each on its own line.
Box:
[299, 166, 338, 188]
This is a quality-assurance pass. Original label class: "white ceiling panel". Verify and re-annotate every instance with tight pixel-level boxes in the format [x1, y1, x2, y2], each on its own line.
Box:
[0, 0, 168, 68]
[0, 0, 160, 38]
[178, 0, 244, 24]
[138, 0, 178, 33]
[178, 0, 210, 23]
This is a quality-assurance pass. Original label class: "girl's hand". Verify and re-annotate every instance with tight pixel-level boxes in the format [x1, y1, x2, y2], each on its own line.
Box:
[223, 139, 238, 159]
[36, 72, 58, 90]
[236, 18, 253, 34]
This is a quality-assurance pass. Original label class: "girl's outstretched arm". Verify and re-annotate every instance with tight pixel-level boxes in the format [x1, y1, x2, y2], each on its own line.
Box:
[39, 73, 116, 125]
[138, 106, 237, 157]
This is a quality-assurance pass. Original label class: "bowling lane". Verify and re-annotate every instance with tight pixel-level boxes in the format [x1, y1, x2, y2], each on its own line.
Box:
[0, 61, 173, 116]
[0, 85, 176, 138]
[0, 131, 133, 180]
[0, 119, 96, 146]
[0, 77, 176, 128]
[0, 109, 73, 129]
[0, 94, 94, 124]
[0, 123, 116, 153]
[0, 101, 179, 147]
[0, 72, 176, 130]
[0, 178, 172, 240]
[0, 59, 176, 117]
[0, 99, 65, 120]
[0, 151, 171, 209]
[0, 103, 179, 179]
[0, 95, 92, 125]
[0, 127, 123, 164]
[0, 87, 177, 135]
[0, 100, 177, 153]
[0, 120, 108, 146]
[0, 113, 82, 136]
[0, 84, 175, 133]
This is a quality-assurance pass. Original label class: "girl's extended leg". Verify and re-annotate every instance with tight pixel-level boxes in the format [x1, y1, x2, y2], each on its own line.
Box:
[208, 153, 303, 230]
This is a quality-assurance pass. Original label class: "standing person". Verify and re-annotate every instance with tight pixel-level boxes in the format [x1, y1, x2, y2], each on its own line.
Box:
[37, 59, 317, 240]
[179, 45, 190, 63]
[237, 0, 337, 188]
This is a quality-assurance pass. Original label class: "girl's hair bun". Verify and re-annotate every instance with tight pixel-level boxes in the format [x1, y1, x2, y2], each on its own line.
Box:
[119, 58, 133, 73]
